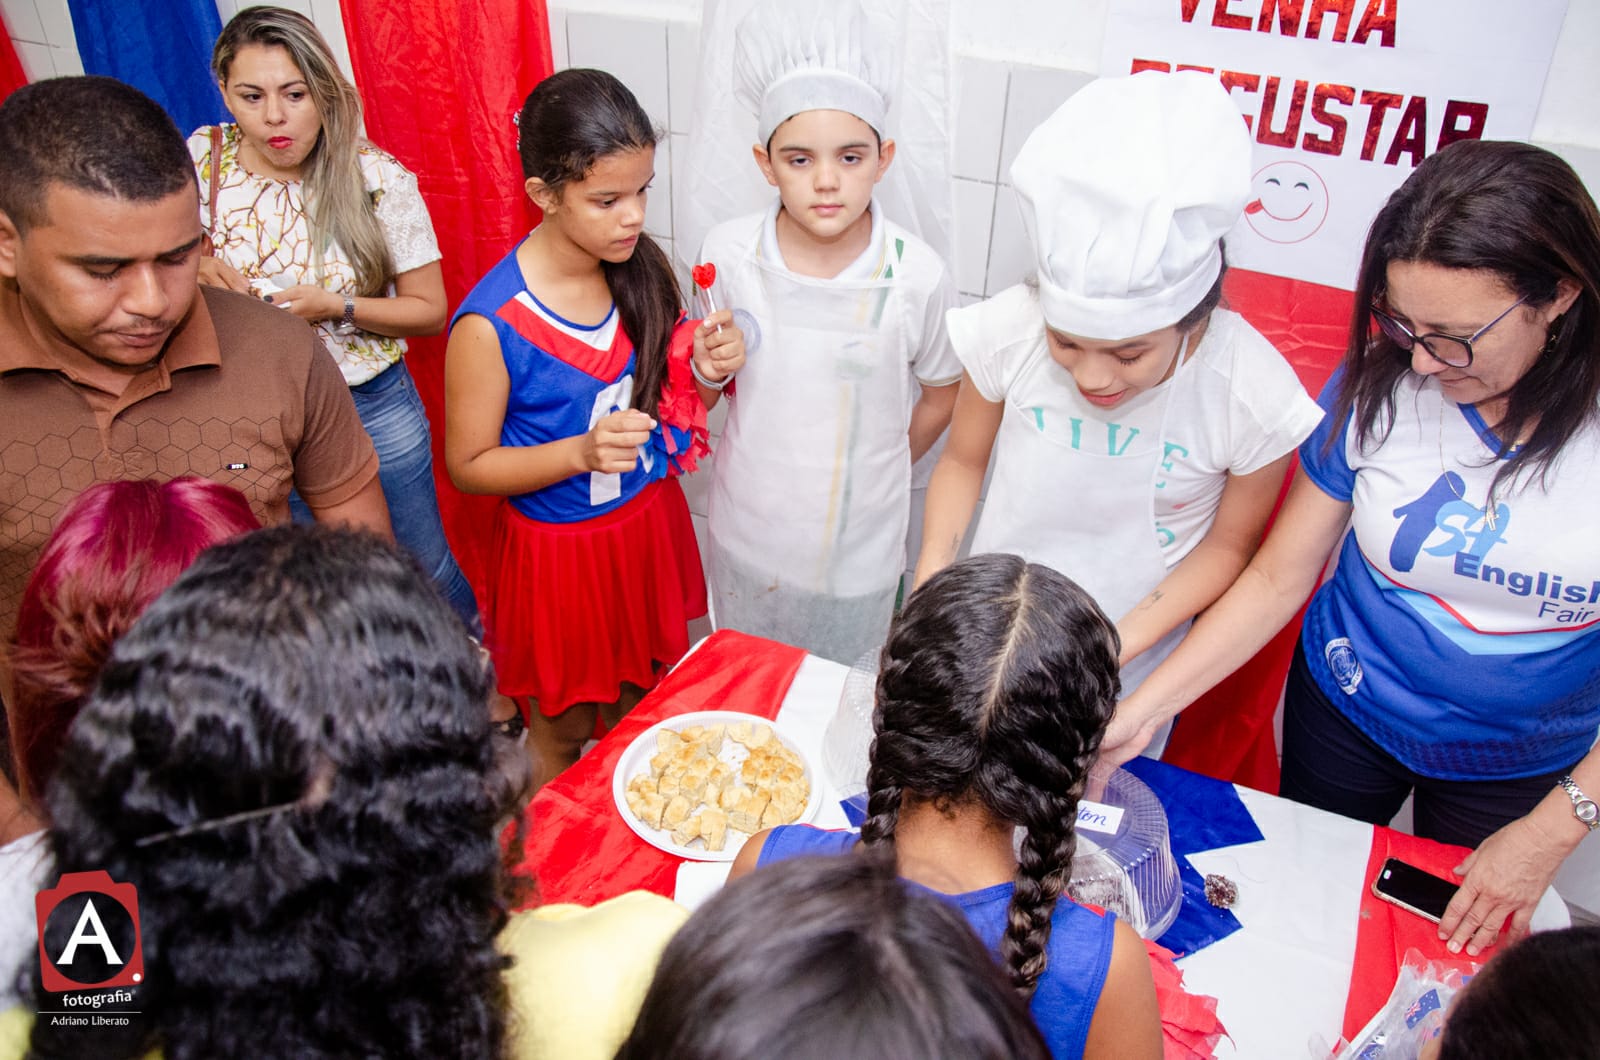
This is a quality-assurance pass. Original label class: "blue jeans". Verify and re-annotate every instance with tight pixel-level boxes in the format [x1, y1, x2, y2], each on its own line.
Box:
[290, 359, 481, 634]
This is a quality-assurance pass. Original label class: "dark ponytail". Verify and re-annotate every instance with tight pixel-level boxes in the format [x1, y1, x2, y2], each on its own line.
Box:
[862, 553, 1121, 999]
[517, 69, 681, 420]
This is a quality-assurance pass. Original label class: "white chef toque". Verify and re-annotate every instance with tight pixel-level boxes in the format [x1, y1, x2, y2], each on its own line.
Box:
[733, 0, 895, 145]
[1009, 71, 1251, 341]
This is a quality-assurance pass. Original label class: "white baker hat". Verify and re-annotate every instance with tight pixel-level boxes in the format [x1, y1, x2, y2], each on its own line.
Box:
[1009, 71, 1250, 340]
[733, 0, 895, 145]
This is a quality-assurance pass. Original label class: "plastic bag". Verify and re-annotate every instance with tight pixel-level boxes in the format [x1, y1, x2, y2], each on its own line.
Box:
[1322, 948, 1477, 1059]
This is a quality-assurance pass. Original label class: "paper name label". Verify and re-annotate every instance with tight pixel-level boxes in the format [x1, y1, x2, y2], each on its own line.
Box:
[1076, 800, 1125, 836]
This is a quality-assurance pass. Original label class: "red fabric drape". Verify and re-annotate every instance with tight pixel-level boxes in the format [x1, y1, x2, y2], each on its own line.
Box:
[0, 14, 30, 102]
[339, 0, 552, 599]
[1161, 269, 1353, 792]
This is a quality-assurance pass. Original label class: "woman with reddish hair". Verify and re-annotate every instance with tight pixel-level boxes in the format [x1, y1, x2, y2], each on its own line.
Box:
[9, 477, 261, 800]
[0, 477, 258, 1006]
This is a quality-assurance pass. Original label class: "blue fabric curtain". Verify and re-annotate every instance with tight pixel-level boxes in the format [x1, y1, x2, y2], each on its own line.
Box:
[67, 0, 226, 136]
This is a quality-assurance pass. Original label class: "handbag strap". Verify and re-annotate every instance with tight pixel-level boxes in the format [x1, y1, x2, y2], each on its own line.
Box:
[204, 125, 222, 256]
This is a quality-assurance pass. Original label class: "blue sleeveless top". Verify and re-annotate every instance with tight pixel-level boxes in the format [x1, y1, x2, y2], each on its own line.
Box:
[758, 823, 1117, 1059]
[451, 247, 667, 523]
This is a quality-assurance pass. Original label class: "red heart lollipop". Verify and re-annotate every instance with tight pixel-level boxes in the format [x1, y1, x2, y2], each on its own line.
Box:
[691, 262, 717, 290]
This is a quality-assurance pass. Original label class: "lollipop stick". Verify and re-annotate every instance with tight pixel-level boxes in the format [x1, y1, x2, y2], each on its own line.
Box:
[697, 285, 725, 334]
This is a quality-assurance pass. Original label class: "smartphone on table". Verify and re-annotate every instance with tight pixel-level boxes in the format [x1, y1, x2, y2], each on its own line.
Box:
[1371, 857, 1461, 924]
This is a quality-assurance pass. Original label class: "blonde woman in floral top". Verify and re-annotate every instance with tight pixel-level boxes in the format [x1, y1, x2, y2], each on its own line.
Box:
[191, 5, 479, 629]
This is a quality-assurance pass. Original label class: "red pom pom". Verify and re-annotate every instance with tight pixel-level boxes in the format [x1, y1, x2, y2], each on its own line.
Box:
[691, 262, 717, 290]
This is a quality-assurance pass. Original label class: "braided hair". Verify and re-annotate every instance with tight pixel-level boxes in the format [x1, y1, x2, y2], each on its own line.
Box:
[860, 553, 1121, 999]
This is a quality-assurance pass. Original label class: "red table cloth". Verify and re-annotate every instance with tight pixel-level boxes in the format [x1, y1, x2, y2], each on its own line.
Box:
[1340, 826, 1491, 1041]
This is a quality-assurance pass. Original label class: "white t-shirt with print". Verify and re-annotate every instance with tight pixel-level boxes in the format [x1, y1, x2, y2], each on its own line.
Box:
[953, 284, 1322, 567]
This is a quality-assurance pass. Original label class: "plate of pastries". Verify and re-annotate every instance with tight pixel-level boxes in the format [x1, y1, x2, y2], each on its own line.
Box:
[612, 710, 822, 861]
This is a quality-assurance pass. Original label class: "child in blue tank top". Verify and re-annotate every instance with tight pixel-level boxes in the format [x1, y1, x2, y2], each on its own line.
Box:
[445, 70, 744, 788]
[731, 554, 1161, 1059]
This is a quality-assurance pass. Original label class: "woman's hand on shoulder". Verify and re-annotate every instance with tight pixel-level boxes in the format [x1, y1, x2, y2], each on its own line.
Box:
[268, 284, 342, 323]
[693, 309, 745, 385]
[197, 256, 253, 295]
[583, 410, 656, 474]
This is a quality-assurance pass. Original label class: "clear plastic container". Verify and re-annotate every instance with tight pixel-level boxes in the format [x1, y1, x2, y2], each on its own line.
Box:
[1063, 765, 1182, 940]
[822, 650, 878, 799]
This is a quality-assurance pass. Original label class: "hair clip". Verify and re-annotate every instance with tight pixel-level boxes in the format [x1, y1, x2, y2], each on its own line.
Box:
[133, 799, 302, 848]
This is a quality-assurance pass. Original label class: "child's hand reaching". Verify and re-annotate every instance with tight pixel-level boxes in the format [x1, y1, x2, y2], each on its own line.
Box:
[693, 309, 746, 386]
[582, 409, 656, 474]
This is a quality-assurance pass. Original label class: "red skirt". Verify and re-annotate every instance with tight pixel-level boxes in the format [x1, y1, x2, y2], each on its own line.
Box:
[485, 479, 708, 717]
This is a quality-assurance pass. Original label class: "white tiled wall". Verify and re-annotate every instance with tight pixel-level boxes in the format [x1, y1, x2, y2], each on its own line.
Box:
[3, 0, 81, 79]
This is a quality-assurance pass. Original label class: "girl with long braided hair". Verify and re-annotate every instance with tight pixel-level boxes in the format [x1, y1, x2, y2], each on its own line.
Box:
[729, 553, 1160, 1058]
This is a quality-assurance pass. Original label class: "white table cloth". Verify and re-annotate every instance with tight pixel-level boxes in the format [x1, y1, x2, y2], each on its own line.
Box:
[675, 652, 1567, 1056]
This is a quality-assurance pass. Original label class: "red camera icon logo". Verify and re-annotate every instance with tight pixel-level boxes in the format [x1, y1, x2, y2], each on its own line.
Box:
[35, 871, 144, 993]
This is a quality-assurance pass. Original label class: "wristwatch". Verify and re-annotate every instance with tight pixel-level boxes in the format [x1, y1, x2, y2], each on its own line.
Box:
[1559, 775, 1599, 831]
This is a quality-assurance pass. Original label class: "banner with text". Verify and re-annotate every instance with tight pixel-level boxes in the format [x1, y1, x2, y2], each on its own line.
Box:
[1102, 0, 1568, 290]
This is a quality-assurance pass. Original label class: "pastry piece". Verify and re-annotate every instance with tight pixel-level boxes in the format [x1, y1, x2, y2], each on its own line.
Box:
[700, 807, 728, 852]
[656, 729, 683, 754]
[679, 724, 705, 741]
[767, 783, 806, 824]
[673, 741, 710, 770]
[656, 770, 682, 798]
[671, 813, 703, 847]
[728, 721, 752, 744]
[728, 790, 771, 834]
[744, 723, 774, 750]
[662, 794, 693, 828]
[758, 800, 789, 830]
[627, 791, 667, 830]
[680, 758, 712, 803]
[740, 750, 778, 786]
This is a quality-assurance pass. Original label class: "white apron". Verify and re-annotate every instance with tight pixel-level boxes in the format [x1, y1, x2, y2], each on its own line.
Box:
[707, 258, 911, 664]
[970, 338, 1194, 744]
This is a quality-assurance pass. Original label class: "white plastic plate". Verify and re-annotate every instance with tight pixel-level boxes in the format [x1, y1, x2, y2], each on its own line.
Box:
[611, 710, 822, 862]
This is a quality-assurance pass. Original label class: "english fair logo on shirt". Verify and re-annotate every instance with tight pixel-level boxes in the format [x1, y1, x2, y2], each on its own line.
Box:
[1385, 472, 1600, 632]
[35, 871, 143, 1026]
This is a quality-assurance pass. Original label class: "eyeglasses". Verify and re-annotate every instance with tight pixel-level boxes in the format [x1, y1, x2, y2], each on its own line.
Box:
[1370, 294, 1529, 369]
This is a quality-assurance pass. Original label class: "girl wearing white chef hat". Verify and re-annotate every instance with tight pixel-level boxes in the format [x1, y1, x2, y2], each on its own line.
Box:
[916, 71, 1322, 750]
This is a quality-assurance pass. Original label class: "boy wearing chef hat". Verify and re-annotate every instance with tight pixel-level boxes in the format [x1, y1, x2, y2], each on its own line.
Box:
[697, 0, 961, 665]
[916, 71, 1322, 742]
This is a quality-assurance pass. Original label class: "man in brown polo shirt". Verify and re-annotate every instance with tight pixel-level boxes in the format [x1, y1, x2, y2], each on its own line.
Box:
[0, 77, 390, 694]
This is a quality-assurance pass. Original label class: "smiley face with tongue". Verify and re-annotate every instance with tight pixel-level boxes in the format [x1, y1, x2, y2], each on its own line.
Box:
[1243, 160, 1329, 245]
